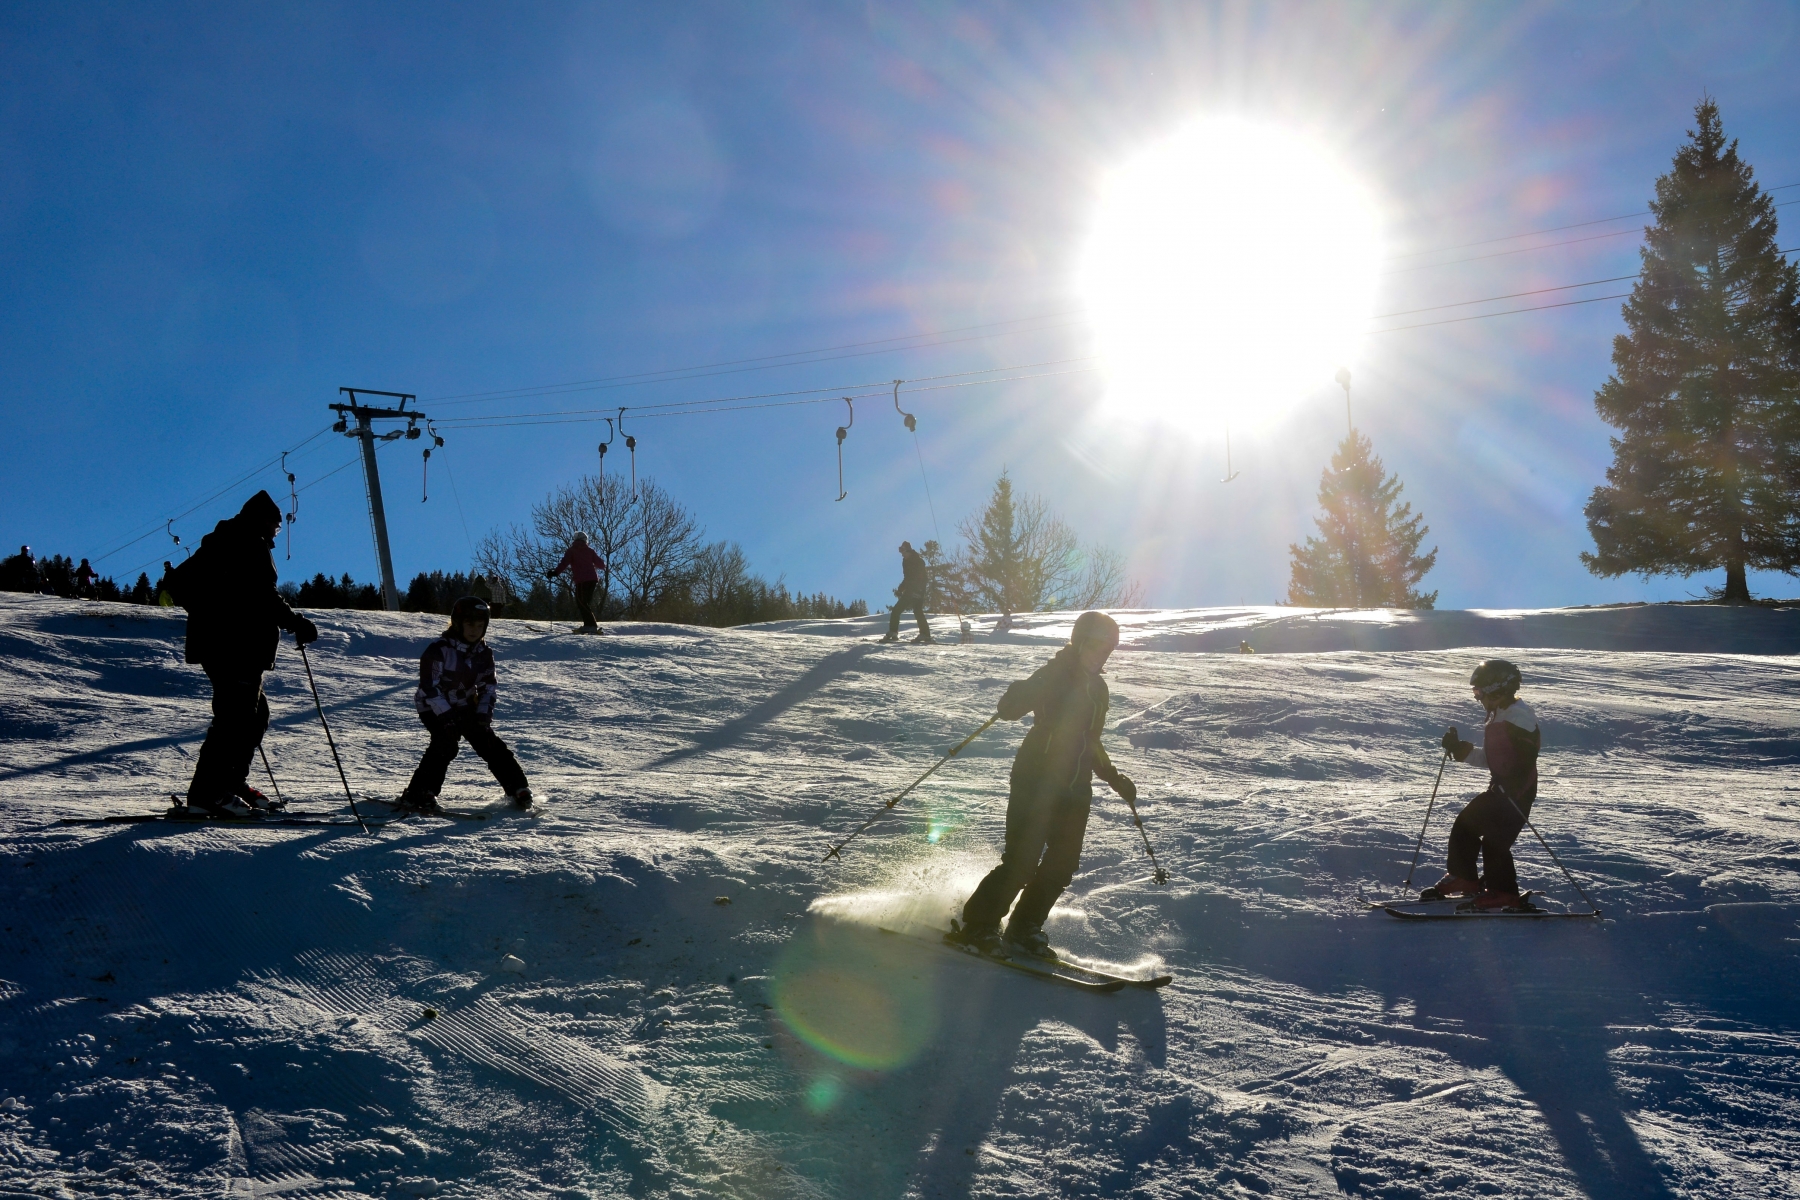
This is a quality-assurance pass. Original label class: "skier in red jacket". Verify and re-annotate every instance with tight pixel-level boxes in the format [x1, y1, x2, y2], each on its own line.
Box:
[548, 532, 608, 634]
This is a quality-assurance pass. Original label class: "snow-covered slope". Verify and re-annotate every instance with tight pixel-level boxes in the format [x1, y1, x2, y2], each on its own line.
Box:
[2, 592, 1797, 1198]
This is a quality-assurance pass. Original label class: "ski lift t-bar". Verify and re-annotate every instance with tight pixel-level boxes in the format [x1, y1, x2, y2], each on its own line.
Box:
[329, 387, 424, 613]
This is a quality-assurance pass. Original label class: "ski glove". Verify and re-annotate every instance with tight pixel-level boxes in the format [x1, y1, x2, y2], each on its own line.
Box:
[1441, 727, 1472, 761]
[1110, 773, 1137, 804]
[290, 615, 319, 647]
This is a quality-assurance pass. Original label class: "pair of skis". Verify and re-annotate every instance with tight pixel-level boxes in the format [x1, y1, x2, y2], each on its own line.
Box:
[60, 806, 380, 829]
[1360, 889, 1602, 920]
[878, 925, 1172, 993]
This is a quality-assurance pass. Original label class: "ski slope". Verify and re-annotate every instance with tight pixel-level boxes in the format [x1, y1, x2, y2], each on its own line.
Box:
[2, 593, 1798, 1198]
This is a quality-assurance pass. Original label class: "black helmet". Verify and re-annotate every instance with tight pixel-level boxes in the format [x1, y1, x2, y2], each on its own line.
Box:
[1470, 659, 1521, 698]
[1071, 610, 1120, 649]
[450, 596, 491, 626]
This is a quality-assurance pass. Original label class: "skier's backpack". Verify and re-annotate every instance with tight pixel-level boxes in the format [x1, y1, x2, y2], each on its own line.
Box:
[160, 553, 206, 610]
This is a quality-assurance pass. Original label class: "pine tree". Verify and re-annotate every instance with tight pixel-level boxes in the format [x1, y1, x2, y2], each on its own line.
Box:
[1582, 98, 1800, 601]
[952, 470, 1139, 612]
[1287, 431, 1437, 609]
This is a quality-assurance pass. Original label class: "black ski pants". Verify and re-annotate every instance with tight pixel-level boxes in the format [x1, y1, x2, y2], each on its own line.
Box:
[1447, 785, 1534, 894]
[961, 775, 1092, 932]
[575, 581, 600, 628]
[188, 666, 270, 803]
[406, 710, 529, 799]
[886, 592, 929, 640]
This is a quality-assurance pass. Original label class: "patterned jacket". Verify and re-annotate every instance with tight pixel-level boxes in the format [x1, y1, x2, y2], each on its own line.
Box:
[415, 635, 498, 720]
[1466, 699, 1540, 804]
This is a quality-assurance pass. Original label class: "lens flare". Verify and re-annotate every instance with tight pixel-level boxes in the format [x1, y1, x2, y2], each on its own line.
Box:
[1078, 116, 1383, 433]
[771, 921, 938, 1071]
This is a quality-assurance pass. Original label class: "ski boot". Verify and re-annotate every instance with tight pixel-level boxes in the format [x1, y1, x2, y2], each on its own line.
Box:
[189, 792, 257, 819]
[912, 633, 935, 645]
[1419, 874, 1479, 902]
[877, 633, 900, 643]
[1002, 920, 1057, 961]
[234, 782, 283, 813]
[396, 789, 444, 815]
[1472, 888, 1527, 912]
[946, 919, 1003, 956]
[510, 787, 534, 810]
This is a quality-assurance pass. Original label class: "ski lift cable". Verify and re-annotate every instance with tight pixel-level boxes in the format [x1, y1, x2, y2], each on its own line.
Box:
[895, 380, 941, 543]
[427, 356, 1095, 428]
[834, 397, 854, 502]
[421, 313, 1078, 406]
[90, 426, 335, 565]
[619, 408, 637, 498]
[432, 440, 477, 557]
[1391, 181, 1799, 260]
[117, 448, 371, 583]
[442, 365, 1102, 431]
[281, 451, 300, 559]
[425, 236, 1799, 433]
[1389, 200, 1799, 274]
[413, 185, 1800, 414]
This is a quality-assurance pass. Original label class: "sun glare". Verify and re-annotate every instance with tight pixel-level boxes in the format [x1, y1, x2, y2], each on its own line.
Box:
[1078, 118, 1383, 433]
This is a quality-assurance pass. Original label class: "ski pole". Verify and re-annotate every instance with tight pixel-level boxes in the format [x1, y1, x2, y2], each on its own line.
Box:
[298, 643, 371, 836]
[823, 713, 1000, 863]
[1497, 790, 1600, 916]
[1401, 751, 1450, 892]
[257, 744, 286, 810]
[1121, 791, 1168, 884]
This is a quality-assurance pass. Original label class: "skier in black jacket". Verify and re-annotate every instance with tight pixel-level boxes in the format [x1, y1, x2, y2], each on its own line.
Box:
[951, 610, 1135, 958]
[879, 540, 932, 644]
[399, 596, 532, 812]
[177, 490, 318, 815]
[1423, 658, 1542, 909]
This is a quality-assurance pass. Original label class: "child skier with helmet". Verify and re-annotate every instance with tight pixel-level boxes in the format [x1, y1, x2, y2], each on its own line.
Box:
[950, 610, 1137, 959]
[399, 596, 533, 812]
[1424, 658, 1540, 910]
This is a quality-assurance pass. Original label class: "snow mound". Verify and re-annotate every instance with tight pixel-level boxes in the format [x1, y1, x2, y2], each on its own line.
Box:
[2, 592, 1797, 1197]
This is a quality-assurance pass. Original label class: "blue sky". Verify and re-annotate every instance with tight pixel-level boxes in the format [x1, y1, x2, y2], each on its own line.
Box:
[4, 2, 1798, 609]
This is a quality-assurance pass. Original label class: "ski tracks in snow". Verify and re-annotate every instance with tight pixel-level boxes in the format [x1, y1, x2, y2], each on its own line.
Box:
[3, 596, 1800, 1197]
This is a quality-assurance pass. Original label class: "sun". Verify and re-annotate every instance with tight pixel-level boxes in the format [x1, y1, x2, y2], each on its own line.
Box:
[1077, 117, 1383, 434]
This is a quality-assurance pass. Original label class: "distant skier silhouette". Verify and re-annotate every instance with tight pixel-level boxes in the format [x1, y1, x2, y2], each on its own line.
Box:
[879, 540, 931, 644]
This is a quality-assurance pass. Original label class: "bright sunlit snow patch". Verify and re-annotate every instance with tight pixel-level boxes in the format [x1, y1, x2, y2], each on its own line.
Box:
[1078, 117, 1382, 433]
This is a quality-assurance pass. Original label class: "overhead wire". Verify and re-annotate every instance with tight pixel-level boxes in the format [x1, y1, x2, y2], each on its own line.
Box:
[77, 181, 1800, 563]
[410, 184, 1800, 420]
[1390, 180, 1799, 259]
[90, 426, 335, 566]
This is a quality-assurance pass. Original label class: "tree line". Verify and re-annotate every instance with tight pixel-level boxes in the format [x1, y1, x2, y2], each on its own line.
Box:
[473, 472, 866, 625]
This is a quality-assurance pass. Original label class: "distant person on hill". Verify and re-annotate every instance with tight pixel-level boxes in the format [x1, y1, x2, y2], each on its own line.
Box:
[1423, 659, 1541, 910]
[74, 558, 98, 599]
[399, 596, 532, 812]
[949, 611, 1136, 959]
[0, 546, 41, 594]
[547, 532, 607, 634]
[169, 490, 318, 817]
[156, 561, 178, 606]
[878, 540, 932, 644]
[469, 571, 506, 618]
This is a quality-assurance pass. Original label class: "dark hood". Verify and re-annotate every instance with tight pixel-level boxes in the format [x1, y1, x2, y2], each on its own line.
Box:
[239, 490, 282, 527]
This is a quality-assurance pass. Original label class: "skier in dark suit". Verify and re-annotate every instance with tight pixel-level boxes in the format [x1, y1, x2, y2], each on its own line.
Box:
[879, 540, 932, 644]
[173, 491, 317, 815]
[951, 611, 1136, 958]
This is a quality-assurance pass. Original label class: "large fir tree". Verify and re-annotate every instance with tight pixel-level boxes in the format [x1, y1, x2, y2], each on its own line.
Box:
[1582, 98, 1800, 600]
[1287, 431, 1437, 609]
